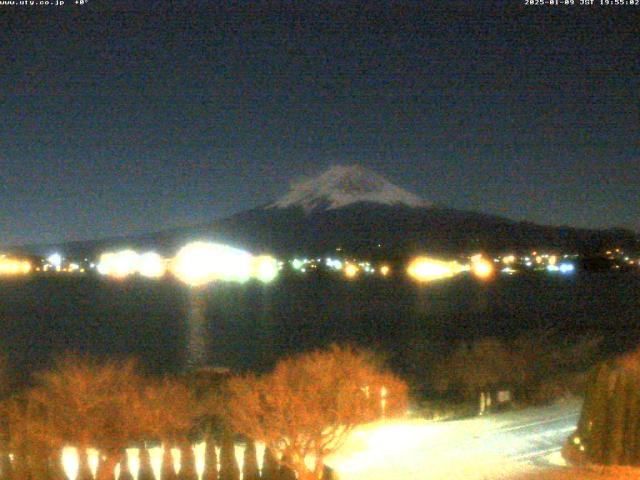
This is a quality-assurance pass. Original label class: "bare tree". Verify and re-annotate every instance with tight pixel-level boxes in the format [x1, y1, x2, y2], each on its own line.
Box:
[434, 338, 517, 401]
[137, 376, 201, 445]
[20, 355, 146, 480]
[225, 345, 408, 480]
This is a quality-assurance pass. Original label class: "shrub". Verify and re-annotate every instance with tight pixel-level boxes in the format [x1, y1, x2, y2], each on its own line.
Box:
[225, 345, 408, 480]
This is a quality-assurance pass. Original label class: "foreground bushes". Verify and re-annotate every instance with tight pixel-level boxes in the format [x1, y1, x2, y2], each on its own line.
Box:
[0, 346, 408, 480]
[431, 331, 601, 408]
[567, 348, 640, 467]
[225, 345, 407, 480]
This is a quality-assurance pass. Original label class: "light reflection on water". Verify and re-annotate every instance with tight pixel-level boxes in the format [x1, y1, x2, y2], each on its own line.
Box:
[186, 288, 208, 368]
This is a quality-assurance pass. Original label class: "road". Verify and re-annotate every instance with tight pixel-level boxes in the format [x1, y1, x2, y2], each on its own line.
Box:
[326, 399, 581, 480]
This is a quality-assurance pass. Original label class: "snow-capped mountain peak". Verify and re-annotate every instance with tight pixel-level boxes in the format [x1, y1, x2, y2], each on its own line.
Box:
[269, 165, 429, 212]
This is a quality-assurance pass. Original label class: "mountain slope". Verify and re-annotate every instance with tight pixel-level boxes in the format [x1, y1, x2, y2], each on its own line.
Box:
[12, 165, 639, 259]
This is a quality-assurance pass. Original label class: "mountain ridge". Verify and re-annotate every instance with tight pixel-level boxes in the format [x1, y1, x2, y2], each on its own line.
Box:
[5, 165, 639, 258]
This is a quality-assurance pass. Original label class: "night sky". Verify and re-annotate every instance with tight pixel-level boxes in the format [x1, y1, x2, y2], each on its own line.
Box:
[1, 1, 638, 246]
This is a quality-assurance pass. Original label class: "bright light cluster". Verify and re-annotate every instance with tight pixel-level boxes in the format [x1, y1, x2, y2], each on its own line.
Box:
[407, 257, 466, 282]
[548, 262, 575, 274]
[325, 258, 344, 271]
[97, 250, 166, 279]
[171, 242, 279, 287]
[0, 256, 32, 275]
[357, 261, 375, 274]
[171, 242, 253, 287]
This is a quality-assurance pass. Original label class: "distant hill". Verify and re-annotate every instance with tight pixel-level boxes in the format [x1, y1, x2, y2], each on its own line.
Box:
[11, 165, 639, 259]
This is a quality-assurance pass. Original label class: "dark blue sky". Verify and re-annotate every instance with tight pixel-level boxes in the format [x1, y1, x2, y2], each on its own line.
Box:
[1, 1, 638, 245]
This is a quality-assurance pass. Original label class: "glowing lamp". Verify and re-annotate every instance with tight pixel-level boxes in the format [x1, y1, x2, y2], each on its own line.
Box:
[126, 448, 140, 480]
[148, 446, 164, 480]
[61, 446, 80, 480]
[255, 442, 266, 473]
[215, 446, 221, 474]
[193, 443, 206, 480]
[234, 445, 246, 480]
[87, 448, 100, 479]
[170, 448, 181, 475]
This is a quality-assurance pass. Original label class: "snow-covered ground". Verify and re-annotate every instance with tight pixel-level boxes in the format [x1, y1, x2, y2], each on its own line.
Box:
[326, 400, 581, 480]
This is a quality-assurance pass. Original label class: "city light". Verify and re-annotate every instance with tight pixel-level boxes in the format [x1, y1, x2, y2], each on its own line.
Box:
[171, 241, 253, 287]
[97, 250, 139, 278]
[558, 262, 575, 274]
[252, 255, 279, 283]
[325, 258, 343, 271]
[0, 256, 32, 275]
[61, 446, 79, 480]
[48, 253, 63, 269]
[344, 263, 359, 279]
[406, 257, 465, 282]
[138, 251, 167, 278]
[502, 255, 515, 265]
[470, 255, 494, 280]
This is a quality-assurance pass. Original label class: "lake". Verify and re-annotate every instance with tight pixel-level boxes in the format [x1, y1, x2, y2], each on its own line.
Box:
[1, 270, 639, 382]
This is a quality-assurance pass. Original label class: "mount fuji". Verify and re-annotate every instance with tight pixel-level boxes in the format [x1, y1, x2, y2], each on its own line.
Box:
[15, 165, 638, 259]
[157, 164, 637, 259]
